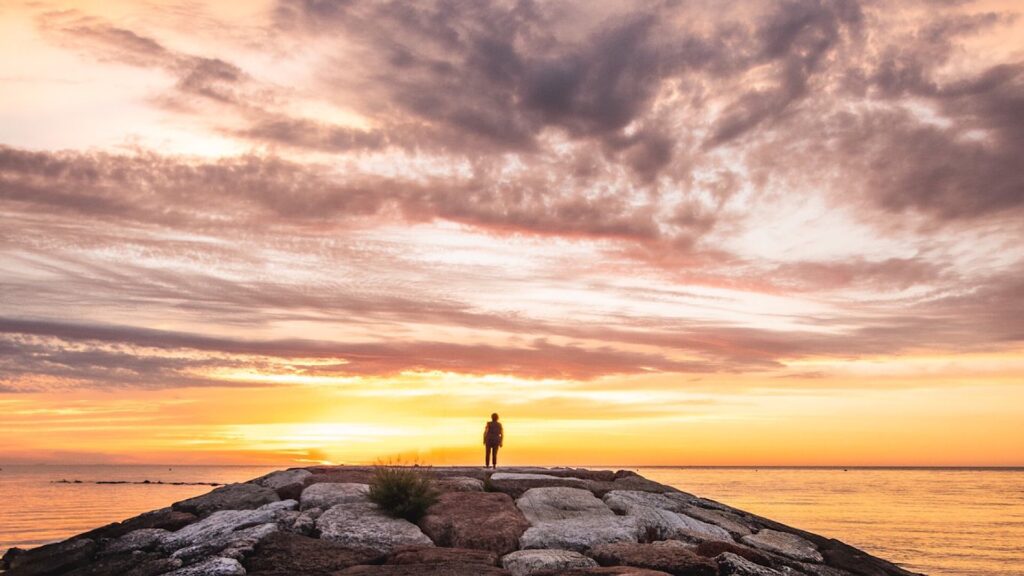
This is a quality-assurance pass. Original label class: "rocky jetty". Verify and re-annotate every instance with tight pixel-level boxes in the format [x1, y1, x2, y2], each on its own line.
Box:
[0, 466, 922, 576]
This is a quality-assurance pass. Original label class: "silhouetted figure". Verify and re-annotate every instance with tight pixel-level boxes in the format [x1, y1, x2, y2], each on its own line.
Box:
[484, 413, 503, 468]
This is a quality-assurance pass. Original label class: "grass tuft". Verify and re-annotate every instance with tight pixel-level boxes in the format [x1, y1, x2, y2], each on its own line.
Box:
[368, 463, 439, 522]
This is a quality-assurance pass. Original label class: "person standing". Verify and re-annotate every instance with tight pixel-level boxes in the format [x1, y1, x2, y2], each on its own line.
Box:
[483, 413, 503, 468]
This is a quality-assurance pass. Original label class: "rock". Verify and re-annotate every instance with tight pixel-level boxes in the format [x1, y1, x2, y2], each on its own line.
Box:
[604, 491, 687, 514]
[172, 483, 279, 517]
[588, 476, 682, 498]
[4, 538, 97, 576]
[516, 487, 615, 524]
[694, 540, 773, 567]
[535, 567, 675, 576]
[61, 552, 181, 576]
[100, 528, 169, 555]
[629, 506, 733, 542]
[436, 476, 485, 492]
[520, 516, 642, 552]
[170, 522, 277, 565]
[258, 499, 298, 513]
[717, 552, 785, 576]
[339, 565, 510, 575]
[588, 542, 719, 576]
[419, 491, 530, 555]
[317, 501, 434, 554]
[741, 530, 823, 563]
[387, 546, 498, 566]
[819, 540, 907, 576]
[160, 508, 278, 552]
[682, 506, 754, 537]
[489, 473, 589, 497]
[501, 549, 599, 576]
[305, 468, 377, 486]
[2, 547, 25, 570]
[254, 469, 313, 500]
[161, 557, 246, 576]
[243, 532, 384, 575]
[300, 482, 370, 510]
[77, 508, 198, 541]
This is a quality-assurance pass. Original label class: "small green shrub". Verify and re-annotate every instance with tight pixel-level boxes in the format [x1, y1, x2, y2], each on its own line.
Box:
[368, 464, 439, 522]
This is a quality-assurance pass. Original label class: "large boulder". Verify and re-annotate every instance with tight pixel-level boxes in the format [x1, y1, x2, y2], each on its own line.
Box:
[253, 469, 313, 500]
[78, 508, 197, 541]
[741, 530, 823, 563]
[304, 467, 377, 486]
[628, 506, 732, 542]
[170, 523, 278, 565]
[488, 473, 589, 497]
[159, 508, 278, 552]
[603, 491, 686, 514]
[339, 564, 509, 575]
[435, 476, 485, 492]
[4, 538, 97, 576]
[501, 549, 599, 576]
[588, 542, 719, 576]
[99, 529, 170, 556]
[520, 516, 643, 552]
[419, 491, 530, 555]
[61, 551, 180, 576]
[161, 557, 246, 576]
[387, 546, 498, 566]
[300, 482, 370, 510]
[317, 501, 434, 554]
[682, 506, 754, 538]
[694, 541, 773, 567]
[516, 487, 615, 524]
[717, 553, 785, 576]
[243, 532, 384, 575]
[535, 568, 674, 576]
[172, 483, 279, 517]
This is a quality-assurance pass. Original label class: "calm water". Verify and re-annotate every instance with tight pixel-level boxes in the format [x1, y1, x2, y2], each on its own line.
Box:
[1, 466, 1022, 575]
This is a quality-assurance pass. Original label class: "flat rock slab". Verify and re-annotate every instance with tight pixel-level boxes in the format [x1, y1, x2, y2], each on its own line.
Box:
[682, 506, 753, 537]
[501, 549, 599, 576]
[717, 552, 785, 576]
[435, 476, 485, 492]
[305, 469, 377, 485]
[517, 487, 615, 524]
[78, 508, 198, 541]
[254, 469, 313, 500]
[172, 483, 279, 517]
[162, 557, 246, 576]
[520, 516, 642, 552]
[338, 564, 510, 575]
[387, 546, 498, 566]
[170, 522, 277, 565]
[300, 482, 370, 510]
[741, 530, 823, 564]
[694, 541, 773, 567]
[604, 491, 686, 514]
[243, 532, 384, 575]
[100, 528, 170, 555]
[62, 551, 181, 576]
[534, 568, 674, 576]
[4, 538, 97, 576]
[160, 508, 278, 552]
[628, 506, 732, 542]
[419, 491, 530, 555]
[489, 473, 589, 497]
[317, 501, 434, 554]
[588, 542, 719, 576]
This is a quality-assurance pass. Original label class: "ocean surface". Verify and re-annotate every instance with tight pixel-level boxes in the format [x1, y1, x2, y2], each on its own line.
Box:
[1, 466, 1021, 575]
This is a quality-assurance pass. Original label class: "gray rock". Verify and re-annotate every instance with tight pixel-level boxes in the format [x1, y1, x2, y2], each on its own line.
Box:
[603, 491, 686, 514]
[101, 528, 170, 555]
[436, 476, 485, 492]
[488, 473, 588, 497]
[682, 505, 754, 537]
[741, 530, 823, 563]
[258, 499, 298, 513]
[172, 483, 279, 517]
[161, 557, 246, 576]
[501, 549, 598, 576]
[317, 501, 434, 554]
[254, 469, 313, 500]
[4, 538, 97, 576]
[519, 516, 642, 552]
[160, 508, 277, 552]
[171, 522, 277, 565]
[717, 552, 785, 576]
[516, 487, 614, 524]
[300, 482, 370, 510]
[629, 506, 733, 542]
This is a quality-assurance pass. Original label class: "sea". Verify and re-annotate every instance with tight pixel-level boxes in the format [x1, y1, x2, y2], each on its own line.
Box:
[0, 465, 1021, 575]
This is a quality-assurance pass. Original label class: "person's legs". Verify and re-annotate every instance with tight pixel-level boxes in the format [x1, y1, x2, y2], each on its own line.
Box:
[492, 445, 498, 468]
[485, 445, 493, 467]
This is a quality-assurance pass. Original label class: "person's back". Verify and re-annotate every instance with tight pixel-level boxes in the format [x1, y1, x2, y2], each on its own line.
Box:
[483, 413, 503, 468]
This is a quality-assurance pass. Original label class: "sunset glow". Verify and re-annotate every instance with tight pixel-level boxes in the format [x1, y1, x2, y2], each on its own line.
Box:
[1, 0, 1022, 467]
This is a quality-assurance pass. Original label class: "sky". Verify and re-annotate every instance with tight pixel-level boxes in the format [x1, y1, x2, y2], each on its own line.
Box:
[0, 0, 1022, 467]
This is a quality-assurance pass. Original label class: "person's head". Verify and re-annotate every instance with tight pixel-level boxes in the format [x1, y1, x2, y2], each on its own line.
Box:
[491, 413, 499, 422]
